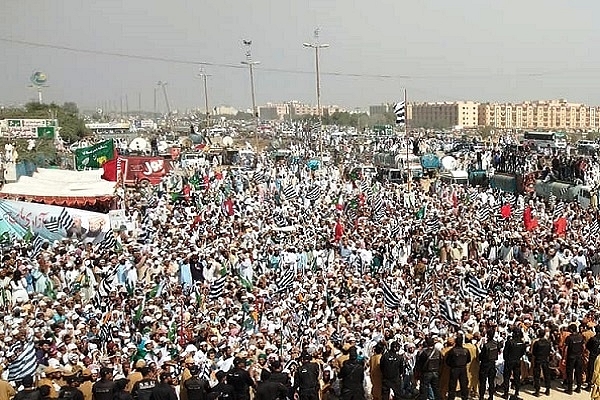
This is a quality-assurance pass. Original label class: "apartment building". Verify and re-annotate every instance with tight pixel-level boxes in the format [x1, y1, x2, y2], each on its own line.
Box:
[258, 101, 346, 120]
[409, 101, 479, 128]
[479, 99, 599, 130]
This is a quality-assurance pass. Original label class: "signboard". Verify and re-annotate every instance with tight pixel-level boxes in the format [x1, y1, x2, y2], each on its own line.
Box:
[37, 126, 55, 139]
[85, 122, 131, 130]
[108, 209, 128, 230]
[1, 119, 58, 139]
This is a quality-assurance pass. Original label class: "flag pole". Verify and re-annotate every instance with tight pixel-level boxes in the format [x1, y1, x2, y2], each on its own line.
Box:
[404, 88, 411, 193]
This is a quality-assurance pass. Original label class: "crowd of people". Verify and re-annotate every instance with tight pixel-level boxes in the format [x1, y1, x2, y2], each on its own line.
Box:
[1, 139, 600, 400]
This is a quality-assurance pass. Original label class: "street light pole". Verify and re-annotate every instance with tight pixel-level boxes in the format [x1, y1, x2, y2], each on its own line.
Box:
[197, 68, 212, 130]
[303, 28, 329, 167]
[241, 41, 260, 150]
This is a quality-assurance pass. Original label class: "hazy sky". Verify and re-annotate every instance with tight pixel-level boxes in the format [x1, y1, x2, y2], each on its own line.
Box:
[1, 0, 598, 112]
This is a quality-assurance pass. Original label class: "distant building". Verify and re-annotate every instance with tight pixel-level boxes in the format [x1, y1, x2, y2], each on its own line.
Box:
[213, 106, 238, 116]
[258, 101, 346, 120]
[410, 101, 479, 128]
[369, 104, 391, 116]
[479, 99, 599, 130]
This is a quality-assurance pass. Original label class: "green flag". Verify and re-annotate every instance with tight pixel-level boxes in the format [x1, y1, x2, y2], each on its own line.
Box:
[133, 298, 145, 324]
[74, 139, 115, 170]
[23, 228, 34, 243]
[167, 321, 177, 342]
[240, 276, 253, 291]
[415, 204, 427, 220]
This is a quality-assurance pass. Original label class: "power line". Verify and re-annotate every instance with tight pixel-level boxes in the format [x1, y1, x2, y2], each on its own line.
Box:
[0, 36, 582, 80]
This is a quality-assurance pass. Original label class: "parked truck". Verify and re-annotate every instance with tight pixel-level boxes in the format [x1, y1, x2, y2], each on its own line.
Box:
[490, 172, 592, 208]
[121, 156, 173, 186]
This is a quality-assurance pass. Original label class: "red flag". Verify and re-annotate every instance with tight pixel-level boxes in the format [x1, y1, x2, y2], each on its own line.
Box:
[334, 219, 344, 242]
[451, 190, 458, 208]
[501, 204, 511, 219]
[101, 158, 118, 182]
[222, 197, 234, 216]
[523, 206, 538, 231]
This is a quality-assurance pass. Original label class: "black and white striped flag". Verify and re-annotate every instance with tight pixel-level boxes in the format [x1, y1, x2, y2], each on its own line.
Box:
[477, 204, 492, 221]
[98, 324, 113, 343]
[590, 219, 600, 237]
[99, 232, 117, 252]
[44, 216, 60, 233]
[275, 268, 295, 293]
[425, 216, 441, 235]
[58, 208, 74, 232]
[7, 342, 37, 381]
[463, 274, 488, 301]
[381, 281, 401, 309]
[97, 267, 118, 298]
[394, 101, 406, 125]
[306, 186, 322, 202]
[311, 120, 321, 133]
[283, 185, 298, 200]
[208, 276, 227, 301]
[553, 202, 565, 219]
[252, 171, 266, 183]
[468, 190, 479, 204]
[439, 299, 460, 327]
[29, 235, 45, 258]
[372, 196, 385, 222]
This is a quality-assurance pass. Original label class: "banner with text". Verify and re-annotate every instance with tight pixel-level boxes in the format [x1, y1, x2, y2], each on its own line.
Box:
[0, 200, 111, 245]
[74, 139, 115, 170]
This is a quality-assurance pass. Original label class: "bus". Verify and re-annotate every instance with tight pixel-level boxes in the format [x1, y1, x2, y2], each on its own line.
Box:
[523, 131, 567, 150]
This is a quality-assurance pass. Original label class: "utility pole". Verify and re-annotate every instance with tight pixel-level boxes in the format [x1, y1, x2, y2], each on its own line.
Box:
[303, 28, 329, 167]
[153, 88, 158, 115]
[138, 92, 142, 113]
[125, 94, 129, 116]
[241, 40, 260, 150]
[197, 68, 212, 130]
[157, 81, 171, 130]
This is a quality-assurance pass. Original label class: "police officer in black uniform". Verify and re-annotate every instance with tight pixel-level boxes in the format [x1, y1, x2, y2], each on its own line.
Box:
[586, 325, 600, 391]
[478, 329, 500, 400]
[293, 352, 320, 400]
[380, 341, 403, 400]
[149, 372, 177, 400]
[255, 371, 288, 400]
[209, 371, 235, 400]
[13, 376, 42, 400]
[564, 323, 584, 394]
[446, 334, 471, 400]
[132, 367, 156, 400]
[415, 336, 442, 400]
[58, 373, 85, 400]
[183, 365, 210, 400]
[501, 328, 526, 400]
[338, 346, 365, 400]
[92, 368, 116, 400]
[227, 357, 255, 400]
[531, 328, 551, 397]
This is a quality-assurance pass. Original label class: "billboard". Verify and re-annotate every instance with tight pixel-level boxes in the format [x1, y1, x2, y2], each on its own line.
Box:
[0, 119, 57, 139]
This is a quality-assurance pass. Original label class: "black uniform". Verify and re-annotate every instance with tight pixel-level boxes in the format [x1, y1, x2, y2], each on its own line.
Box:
[565, 331, 585, 392]
[415, 346, 442, 400]
[149, 383, 177, 400]
[293, 361, 320, 400]
[586, 333, 600, 387]
[132, 379, 157, 400]
[531, 337, 551, 395]
[58, 387, 85, 400]
[183, 377, 210, 400]
[255, 380, 288, 400]
[227, 367, 255, 400]
[478, 339, 500, 400]
[92, 380, 116, 400]
[446, 345, 471, 400]
[502, 337, 526, 397]
[380, 350, 403, 400]
[209, 382, 235, 400]
[338, 359, 365, 400]
[14, 388, 42, 400]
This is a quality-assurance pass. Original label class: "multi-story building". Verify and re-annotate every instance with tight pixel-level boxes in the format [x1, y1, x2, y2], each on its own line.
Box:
[258, 101, 346, 120]
[409, 101, 479, 128]
[369, 104, 391, 116]
[479, 99, 600, 130]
